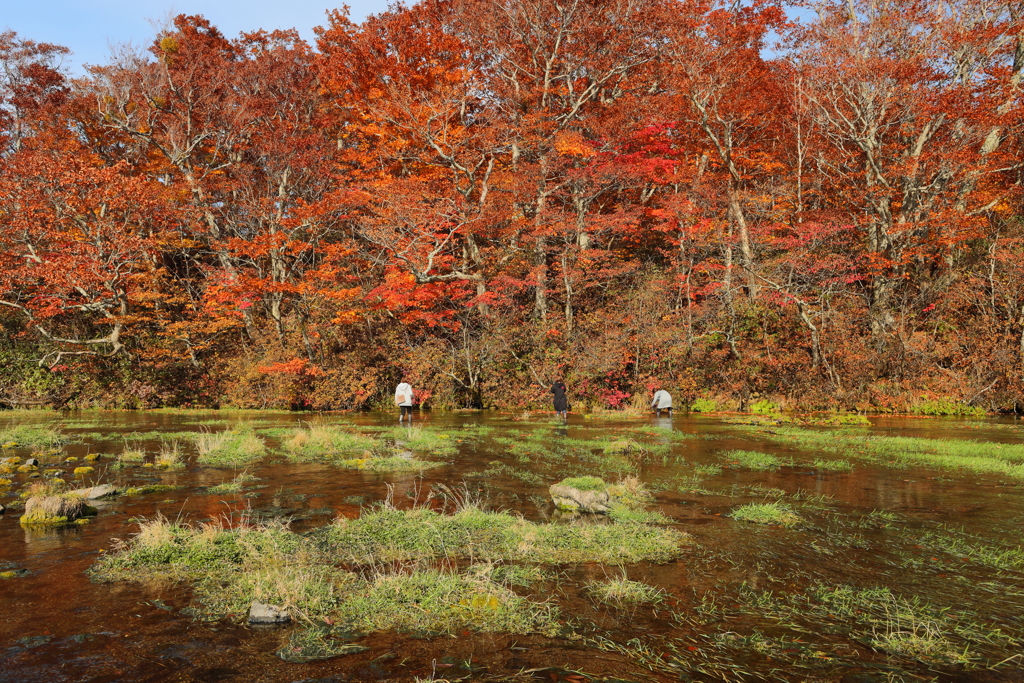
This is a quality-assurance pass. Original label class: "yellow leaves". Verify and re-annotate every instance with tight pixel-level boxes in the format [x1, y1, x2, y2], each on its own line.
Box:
[554, 131, 595, 158]
[159, 36, 179, 54]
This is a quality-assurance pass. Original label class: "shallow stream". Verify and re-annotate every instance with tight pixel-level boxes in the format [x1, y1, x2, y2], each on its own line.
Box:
[1, 410, 1023, 683]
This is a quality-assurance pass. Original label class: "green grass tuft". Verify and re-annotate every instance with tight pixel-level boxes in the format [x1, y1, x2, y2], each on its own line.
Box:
[731, 502, 801, 526]
[723, 450, 786, 470]
[196, 427, 266, 467]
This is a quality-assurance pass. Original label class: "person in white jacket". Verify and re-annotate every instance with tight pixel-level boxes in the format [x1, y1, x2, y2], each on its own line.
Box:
[395, 380, 414, 422]
[651, 387, 673, 417]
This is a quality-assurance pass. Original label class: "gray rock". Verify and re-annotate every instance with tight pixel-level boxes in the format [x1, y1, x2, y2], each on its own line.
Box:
[549, 484, 611, 514]
[248, 601, 290, 624]
[68, 484, 117, 500]
[0, 503, 5, 514]
[24, 458, 39, 467]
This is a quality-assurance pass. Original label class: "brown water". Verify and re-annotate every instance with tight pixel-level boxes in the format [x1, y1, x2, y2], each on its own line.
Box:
[1, 411, 1023, 683]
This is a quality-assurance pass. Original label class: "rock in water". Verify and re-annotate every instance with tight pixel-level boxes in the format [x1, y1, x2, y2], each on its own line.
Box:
[68, 484, 117, 500]
[549, 484, 612, 514]
[24, 458, 39, 467]
[21, 495, 88, 525]
[248, 601, 290, 624]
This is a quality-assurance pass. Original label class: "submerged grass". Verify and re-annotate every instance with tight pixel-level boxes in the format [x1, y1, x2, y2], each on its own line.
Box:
[722, 450, 787, 470]
[740, 583, 1016, 667]
[731, 503, 801, 526]
[207, 472, 261, 494]
[813, 458, 853, 472]
[336, 455, 444, 472]
[751, 426, 1024, 480]
[587, 576, 664, 605]
[916, 528, 1024, 571]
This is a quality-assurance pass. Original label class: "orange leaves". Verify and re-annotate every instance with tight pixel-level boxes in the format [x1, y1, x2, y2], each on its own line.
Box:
[554, 131, 596, 159]
[258, 358, 324, 377]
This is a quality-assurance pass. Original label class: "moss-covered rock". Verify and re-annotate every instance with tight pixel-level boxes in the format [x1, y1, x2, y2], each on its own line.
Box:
[20, 494, 95, 526]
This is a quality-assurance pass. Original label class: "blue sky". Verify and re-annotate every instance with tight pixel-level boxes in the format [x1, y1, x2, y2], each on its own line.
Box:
[4, 1, 391, 74]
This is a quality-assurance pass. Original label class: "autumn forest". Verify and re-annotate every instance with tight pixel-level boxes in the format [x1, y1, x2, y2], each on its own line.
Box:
[1, 0, 1022, 413]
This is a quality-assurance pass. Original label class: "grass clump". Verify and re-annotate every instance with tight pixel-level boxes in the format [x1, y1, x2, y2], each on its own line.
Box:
[587, 576, 664, 605]
[92, 516, 559, 639]
[337, 570, 557, 636]
[0, 425, 68, 450]
[723, 450, 785, 471]
[155, 442, 186, 469]
[92, 515, 300, 583]
[196, 427, 266, 467]
[322, 504, 688, 565]
[382, 426, 458, 456]
[731, 502, 801, 526]
[283, 426, 377, 462]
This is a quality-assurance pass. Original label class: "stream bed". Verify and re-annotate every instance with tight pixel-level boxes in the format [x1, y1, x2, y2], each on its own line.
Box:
[1, 409, 1023, 683]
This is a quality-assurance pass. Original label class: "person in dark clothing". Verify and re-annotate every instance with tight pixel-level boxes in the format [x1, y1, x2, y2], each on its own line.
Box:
[551, 379, 568, 419]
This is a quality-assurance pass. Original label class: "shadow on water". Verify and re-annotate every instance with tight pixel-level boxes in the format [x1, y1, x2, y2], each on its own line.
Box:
[1, 410, 1024, 682]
